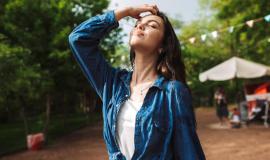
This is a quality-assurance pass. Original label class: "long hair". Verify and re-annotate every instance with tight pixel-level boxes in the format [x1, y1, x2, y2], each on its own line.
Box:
[129, 12, 187, 86]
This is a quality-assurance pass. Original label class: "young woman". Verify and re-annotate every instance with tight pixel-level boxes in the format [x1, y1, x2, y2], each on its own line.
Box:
[69, 4, 205, 160]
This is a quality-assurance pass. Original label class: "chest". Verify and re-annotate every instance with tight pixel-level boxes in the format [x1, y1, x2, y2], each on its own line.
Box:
[106, 84, 172, 136]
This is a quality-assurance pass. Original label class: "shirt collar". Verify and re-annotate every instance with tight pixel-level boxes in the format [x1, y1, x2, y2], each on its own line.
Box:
[120, 71, 165, 91]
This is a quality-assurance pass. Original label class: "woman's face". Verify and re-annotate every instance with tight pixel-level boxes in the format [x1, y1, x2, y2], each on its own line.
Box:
[129, 15, 165, 53]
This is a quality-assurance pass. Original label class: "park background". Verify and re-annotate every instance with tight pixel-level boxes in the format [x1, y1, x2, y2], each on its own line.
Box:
[0, 0, 270, 159]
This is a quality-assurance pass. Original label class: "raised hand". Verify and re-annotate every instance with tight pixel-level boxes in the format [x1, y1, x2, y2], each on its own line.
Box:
[115, 4, 159, 21]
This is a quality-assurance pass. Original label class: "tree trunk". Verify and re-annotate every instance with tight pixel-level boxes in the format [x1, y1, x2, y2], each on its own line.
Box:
[20, 106, 29, 137]
[43, 94, 51, 144]
[19, 95, 29, 137]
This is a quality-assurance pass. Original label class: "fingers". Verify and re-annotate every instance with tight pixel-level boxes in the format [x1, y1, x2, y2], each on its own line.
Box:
[128, 4, 159, 19]
[153, 5, 159, 13]
[143, 4, 159, 15]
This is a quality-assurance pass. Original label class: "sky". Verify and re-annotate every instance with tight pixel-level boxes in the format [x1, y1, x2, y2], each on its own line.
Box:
[108, 0, 201, 43]
[108, 0, 200, 22]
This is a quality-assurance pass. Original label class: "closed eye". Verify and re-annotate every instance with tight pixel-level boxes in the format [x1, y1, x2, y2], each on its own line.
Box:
[149, 25, 157, 28]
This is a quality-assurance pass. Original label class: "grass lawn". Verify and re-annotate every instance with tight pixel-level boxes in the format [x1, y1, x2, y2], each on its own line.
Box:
[0, 112, 101, 156]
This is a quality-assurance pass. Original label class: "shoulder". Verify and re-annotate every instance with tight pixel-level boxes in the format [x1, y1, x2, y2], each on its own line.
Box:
[165, 80, 194, 119]
[162, 80, 192, 111]
[163, 80, 190, 98]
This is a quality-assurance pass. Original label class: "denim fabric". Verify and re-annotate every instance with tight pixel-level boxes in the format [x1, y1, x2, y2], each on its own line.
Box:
[69, 10, 205, 160]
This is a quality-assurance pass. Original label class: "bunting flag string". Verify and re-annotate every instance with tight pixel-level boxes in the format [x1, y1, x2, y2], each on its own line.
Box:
[181, 14, 270, 45]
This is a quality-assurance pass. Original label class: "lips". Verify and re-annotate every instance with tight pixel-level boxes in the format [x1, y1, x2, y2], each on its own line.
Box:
[133, 30, 144, 37]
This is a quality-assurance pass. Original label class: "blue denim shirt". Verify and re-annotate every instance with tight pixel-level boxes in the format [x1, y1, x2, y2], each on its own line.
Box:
[69, 11, 205, 160]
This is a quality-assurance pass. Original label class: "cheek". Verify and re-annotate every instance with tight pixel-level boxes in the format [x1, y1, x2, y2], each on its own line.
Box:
[147, 31, 164, 45]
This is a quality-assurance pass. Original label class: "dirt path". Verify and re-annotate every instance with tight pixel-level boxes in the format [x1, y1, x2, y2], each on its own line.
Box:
[196, 108, 270, 160]
[1, 108, 270, 160]
[1, 123, 108, 160]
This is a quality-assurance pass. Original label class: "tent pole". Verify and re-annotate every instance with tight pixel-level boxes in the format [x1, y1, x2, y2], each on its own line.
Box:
[264, 101, 269, 128]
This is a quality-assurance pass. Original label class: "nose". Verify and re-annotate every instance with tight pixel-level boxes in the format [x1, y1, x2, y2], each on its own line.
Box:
[136, 23, 145, 31]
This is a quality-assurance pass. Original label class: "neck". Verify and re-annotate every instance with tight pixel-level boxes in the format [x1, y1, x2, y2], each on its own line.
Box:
[132, 49, 158, 85]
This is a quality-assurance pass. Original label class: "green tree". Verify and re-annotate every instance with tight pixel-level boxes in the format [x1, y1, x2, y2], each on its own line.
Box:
[180, 18, 232, 106]
[180, 0, 270, 106]
[201, 0, 270, 63]
[0, 0, 124, 139]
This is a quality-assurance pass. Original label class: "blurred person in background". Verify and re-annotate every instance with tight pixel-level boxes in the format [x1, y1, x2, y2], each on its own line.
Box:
[214, 86, 229, 126]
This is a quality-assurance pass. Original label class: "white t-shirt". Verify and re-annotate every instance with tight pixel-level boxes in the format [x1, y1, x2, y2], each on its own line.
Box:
[231, 114, 240, 123]
[116, 99, 143, 159]
[116, 81, 152, 160]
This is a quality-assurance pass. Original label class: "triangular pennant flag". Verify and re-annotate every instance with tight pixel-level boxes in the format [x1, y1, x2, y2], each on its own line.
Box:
[246, 20, 254, 27]
[211, 31, 218, 39]
[201, 34, 207, 41]
[189, 37, 196, 44]
[228, 26, 234, 33]
[264, 15, 270, 22]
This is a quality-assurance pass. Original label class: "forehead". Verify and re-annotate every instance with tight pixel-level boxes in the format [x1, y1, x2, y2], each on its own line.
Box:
[137, 15, 164, 25]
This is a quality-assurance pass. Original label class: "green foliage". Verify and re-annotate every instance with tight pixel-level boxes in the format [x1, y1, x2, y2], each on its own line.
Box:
[0, 0, 124, 120]
[181, 0, 270, 106]
[0, 41, 41, 122]
[207, 0, 270, 62]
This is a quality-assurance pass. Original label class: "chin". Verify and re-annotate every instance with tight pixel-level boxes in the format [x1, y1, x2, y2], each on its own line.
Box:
[129, 39, 141, 48]
[130, 35, 146, 46]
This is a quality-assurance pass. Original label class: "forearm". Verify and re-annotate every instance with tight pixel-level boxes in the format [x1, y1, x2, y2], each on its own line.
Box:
[69, 11, 119, 43]
[114, 7, 131, 21]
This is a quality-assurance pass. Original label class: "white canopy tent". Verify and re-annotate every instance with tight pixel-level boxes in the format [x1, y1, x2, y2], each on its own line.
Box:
[199, 56, 270, 127]
[199, 56, 270, 82]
